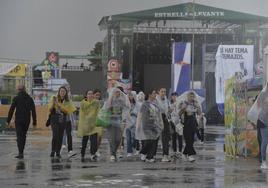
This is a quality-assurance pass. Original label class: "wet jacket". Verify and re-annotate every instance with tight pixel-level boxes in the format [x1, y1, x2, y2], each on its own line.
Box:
[7, 91, 37, 125]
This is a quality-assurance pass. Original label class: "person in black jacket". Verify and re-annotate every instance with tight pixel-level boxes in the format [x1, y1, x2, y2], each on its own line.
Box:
[6, 84, 37, 159]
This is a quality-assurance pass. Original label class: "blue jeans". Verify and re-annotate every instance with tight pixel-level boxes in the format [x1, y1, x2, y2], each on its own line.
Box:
[260, 125, 268, 161]
[126, 127, 135, 153]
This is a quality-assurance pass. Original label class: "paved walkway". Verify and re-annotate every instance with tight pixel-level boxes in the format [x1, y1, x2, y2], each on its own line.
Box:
[0, 126, 267, 188]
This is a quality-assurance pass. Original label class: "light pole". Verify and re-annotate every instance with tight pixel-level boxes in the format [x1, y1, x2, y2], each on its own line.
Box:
[191, 0, 196, 89]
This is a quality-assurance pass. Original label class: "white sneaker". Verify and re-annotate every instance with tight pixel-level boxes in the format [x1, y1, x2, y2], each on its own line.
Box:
[140, 154, 146, 161]
[176, 152, 183, 158]
[90, 155, 97, 161]
[110, 155, 116, 162]
[161, 155, 171, 162]
[118, 149, 124, 158]
[127, 153, 132, 157]
[200, 141, 204, 145]
[62, 145, 67, 149]
[261, 162, 268, 169]
[68, 150, 77, 158]
[95, 151, 100, 157]
[188, 155, 195, 162]
[145, 158, 155, 163]
[134, 150, 140, 155]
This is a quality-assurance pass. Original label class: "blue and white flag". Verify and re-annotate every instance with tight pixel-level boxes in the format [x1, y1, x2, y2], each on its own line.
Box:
[172, 42, 191, 95]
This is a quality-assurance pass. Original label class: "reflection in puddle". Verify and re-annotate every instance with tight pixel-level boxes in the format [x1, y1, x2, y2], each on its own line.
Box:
[16, 161, 25, 171]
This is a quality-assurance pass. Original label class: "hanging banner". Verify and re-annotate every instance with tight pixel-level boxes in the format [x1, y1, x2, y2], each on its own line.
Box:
[215, 45, 254, 113]
[6, 64, 26, 77]
[172, 42, 191, 95]
[0, 63, 18, 75]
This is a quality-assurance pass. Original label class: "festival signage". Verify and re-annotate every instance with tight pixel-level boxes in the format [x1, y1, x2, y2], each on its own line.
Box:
[6, 64, 26, 77]
[172, 42, 191, 95]
[215, 45, 254, 114]
[0, 63, 18, 75]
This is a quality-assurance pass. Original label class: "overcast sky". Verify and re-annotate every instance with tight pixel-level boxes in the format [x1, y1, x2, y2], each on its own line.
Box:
[0, 0, 268, 63]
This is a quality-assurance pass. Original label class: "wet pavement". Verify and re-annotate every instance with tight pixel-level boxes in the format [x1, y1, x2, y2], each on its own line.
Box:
[0, 126, 268, 188]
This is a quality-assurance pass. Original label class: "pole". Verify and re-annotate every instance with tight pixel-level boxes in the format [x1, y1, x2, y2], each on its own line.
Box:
[191, 0, 195, 89]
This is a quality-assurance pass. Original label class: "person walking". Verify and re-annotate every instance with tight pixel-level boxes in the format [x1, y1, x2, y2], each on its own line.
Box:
[78, 90, 100, 161]
[93, 89, 104, 157]
[137, 89, 163, 162]
[256, 85, 268, 169]
[105, 87, 130, 162]
[156, 87, 171, 162]
[125, 91, 139, 157]
[169, 92, 183, 158]
[6, 84, 37, 159]
[178, 91, 201, 162]
[48, 86, 76, 158]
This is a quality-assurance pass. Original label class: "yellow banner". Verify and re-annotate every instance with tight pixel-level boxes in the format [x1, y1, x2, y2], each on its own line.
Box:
[7, 64, 26, 77]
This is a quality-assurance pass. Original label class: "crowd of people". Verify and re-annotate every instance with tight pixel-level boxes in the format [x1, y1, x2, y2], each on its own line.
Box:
[7, 84, 206, 163]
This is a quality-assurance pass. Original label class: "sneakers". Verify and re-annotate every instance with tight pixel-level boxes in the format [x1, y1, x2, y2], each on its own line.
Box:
[187, 155, 195, 162]
[50, 152, 55, 158]
[68, 150, 77, 158]
[127, 153, 132, 157]
[90, 155, 97, 161]
[96, 151, 101, 157]
[134, 150, 140, 155]
[140, 154, 146, 161]
[176, 152, 183, 158]
[261, 162, 268, 169]
[56, 153, 61, 158]
[145, 158, 156, 163]
[110, 155, 116, 162]
[61, 145, 67, 149]
[161, 155, 171, 162]
[118, 149, 123, 158]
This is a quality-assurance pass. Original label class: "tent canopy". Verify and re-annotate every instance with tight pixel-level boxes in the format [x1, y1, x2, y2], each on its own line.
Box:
[99, 2, 268, 27]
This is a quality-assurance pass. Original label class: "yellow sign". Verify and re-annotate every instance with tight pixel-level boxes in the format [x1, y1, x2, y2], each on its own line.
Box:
[7, 64, 26, 77]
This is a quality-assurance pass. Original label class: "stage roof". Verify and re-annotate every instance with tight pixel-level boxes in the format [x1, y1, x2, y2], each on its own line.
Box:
[99, 2, 268, 27]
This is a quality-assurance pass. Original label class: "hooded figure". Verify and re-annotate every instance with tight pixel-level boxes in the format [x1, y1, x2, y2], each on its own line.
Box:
[255, 84, 268, 169]
[104, 87, 130, 161]
[178, 90, 202, 162]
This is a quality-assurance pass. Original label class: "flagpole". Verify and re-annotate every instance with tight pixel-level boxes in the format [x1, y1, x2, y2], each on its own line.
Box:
[191, 0, 195, 89]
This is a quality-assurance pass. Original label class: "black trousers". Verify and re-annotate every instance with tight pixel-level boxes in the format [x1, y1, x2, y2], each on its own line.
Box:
[140, 139, 159, 159]
[15, 120, 30, 154]
[170, 122, 183, 152]
[183, 115, 197, 156]
[51, 123, 65, 154]
[81, 133, 98, 156]
[196, 128, 205, 142]
[172, 134, 183, 152]
[65, 121, 73, 151]
[161, 114, 170, 156]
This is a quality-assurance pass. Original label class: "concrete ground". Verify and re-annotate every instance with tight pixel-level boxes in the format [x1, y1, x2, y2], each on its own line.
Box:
[0, 126, 267, 188]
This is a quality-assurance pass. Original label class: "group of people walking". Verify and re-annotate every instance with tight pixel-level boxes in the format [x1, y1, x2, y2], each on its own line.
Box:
[7, 84, 206, 163]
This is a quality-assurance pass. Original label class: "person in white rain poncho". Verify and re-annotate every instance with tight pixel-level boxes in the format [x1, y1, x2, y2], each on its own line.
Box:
[125, 91, 139, 157]
[156, 88, 171, 162]
[136, 89, 163, 162]
[105, 87, 130, 162]
[169, 92, 183, 158]
[178, 91, 202, 162]
[255, 84, 268, 169]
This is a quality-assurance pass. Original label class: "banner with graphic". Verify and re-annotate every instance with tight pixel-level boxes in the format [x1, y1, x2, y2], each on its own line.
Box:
[6, 64, 26, 77]
[215, 45, 254, 114]
[0, 63, 18, 75]
[172, 42, 191, 95]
